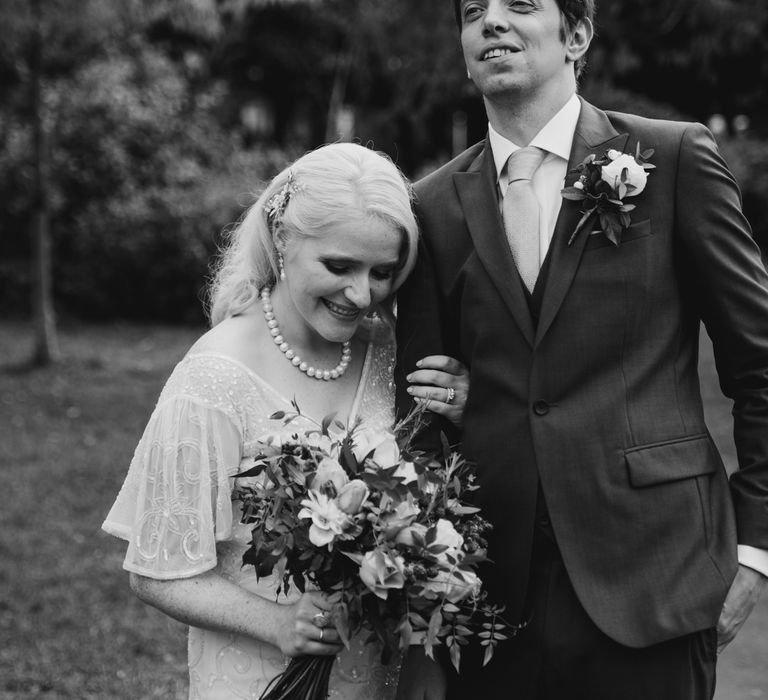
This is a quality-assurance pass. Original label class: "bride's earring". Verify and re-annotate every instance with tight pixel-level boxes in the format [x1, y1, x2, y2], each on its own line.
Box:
[278, 252, 286, 281]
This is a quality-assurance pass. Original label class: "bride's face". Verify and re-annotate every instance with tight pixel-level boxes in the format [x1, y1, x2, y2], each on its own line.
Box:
[277, 217, 402, 345]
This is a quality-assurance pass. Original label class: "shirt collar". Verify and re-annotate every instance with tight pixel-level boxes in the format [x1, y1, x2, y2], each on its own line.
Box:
[489, 93, 581, 183]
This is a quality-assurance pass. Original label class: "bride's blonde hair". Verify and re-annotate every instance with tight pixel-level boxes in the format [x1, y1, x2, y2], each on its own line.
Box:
[207, 143, 419, 329]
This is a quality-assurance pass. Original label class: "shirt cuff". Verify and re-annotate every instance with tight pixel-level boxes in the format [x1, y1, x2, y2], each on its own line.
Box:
[737, 544, 768, 578]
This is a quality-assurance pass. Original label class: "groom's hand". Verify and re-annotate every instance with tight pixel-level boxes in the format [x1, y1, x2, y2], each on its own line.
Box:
[395, 646, 447, 700]
[716, 564, 767, 654]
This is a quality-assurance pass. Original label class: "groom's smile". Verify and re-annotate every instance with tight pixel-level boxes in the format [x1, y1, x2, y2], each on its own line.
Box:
[482, 46, 521, 61]
[461, 0, 575, 101]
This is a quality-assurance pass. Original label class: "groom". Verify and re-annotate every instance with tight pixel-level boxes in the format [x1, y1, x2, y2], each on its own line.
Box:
[395, 1, 768, 698]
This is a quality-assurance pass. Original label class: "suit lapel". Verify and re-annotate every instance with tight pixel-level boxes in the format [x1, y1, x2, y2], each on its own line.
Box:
[454, 141, 536, 346]
[535, 100, 630, 346]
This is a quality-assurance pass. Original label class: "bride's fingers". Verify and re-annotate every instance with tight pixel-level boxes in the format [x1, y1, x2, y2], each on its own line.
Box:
[407, 368, 446, 388]
[407, 384, 457, 405]
[285, 609, 343, 656]
[414, 396, 456, 416]
[295, 632, 344, 656]
[407, 368, 466, 405]
[415, 355, 466, 376]
[407, 367, 467, 428]
[300, 592, 343, 644]
[412, 394, 463, 429]
[407, 368, 468, 392]
[304, 622, 342, 646]
[299, 613, 343, 654]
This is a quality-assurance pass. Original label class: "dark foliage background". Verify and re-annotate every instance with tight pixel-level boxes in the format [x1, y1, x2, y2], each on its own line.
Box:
[1, 0, 767, 327]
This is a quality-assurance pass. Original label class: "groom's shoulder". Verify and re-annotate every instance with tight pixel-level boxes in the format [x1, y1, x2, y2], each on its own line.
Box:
[414, 141, 486, 196]
[603, 107, 707, 147]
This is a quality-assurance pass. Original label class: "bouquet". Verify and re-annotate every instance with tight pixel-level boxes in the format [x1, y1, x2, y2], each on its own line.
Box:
[233, 406, 515, 699]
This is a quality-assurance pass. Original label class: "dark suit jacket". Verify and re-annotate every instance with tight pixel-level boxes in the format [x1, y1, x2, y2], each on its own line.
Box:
[395, 99, 768, 650]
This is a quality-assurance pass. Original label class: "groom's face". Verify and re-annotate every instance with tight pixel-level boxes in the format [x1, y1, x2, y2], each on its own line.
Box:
[459, 0, 574, 101]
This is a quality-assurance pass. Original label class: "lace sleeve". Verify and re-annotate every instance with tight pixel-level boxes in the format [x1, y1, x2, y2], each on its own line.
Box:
[102, 396, 242, 580]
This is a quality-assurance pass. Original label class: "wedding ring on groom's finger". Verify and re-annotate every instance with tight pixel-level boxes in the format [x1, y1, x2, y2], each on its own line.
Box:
[312, 612, 330, 629]
[446, 387, 455, 404]
[319, 628, 325, 642]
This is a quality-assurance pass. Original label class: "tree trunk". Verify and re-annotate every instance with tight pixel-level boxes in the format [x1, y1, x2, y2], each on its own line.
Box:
[30, 0, 59, 365]
[324, 48, 353, 143]
[324, 4, 362, 144]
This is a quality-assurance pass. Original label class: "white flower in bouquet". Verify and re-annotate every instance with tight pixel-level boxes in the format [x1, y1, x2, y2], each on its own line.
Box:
[379, 495, 421, 539]
[336, 480, 369, 515]
[304, 431, 335, 453]
[393, 460, 418, 484]
[394, 522, 428, 547]
[352, 428, 400, 468]
[298, 490, 350, 547]
[432, 518, 464, 552]
[422, 568, 482, 604]
[359, 548, 406, 599]
[310, 456, 349, 492]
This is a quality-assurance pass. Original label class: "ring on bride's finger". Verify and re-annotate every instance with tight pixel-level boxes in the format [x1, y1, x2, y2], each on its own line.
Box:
[446, 387, 455, 404]
[319, 628, 325, 642]
[313, 612, 330, 629]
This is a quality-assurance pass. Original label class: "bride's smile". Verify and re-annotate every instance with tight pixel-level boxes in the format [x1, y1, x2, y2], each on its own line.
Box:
[273, 216, 403, 347]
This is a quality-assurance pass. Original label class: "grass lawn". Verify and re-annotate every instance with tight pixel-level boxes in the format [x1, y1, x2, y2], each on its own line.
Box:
[0, 321, 201, 699]
[1, 320, 766, 699]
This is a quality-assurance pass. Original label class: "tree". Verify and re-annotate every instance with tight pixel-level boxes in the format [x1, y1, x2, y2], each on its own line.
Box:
[28, 0, 58, 364]
[586, 0, 768, 128]
[0, 0, 224, 357]
[0, 0, 143, 363]
[213, 0, 467, 172]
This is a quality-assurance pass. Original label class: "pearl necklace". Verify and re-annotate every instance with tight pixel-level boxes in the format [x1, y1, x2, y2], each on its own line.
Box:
[260, 287, 352, 381]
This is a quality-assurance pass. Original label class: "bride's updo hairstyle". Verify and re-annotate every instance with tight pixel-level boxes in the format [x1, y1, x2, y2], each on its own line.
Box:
[207, 142, 419, 328]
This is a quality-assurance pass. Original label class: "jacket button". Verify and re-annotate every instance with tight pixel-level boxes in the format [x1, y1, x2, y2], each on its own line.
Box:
[533, 400, 550, 416]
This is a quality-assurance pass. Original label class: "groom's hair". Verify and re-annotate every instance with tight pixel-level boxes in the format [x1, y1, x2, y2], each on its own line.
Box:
[452, 0, 595, 78]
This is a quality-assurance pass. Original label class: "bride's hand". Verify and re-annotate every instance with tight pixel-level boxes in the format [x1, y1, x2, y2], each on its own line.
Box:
[406, 355, 469, 428]
[278, 591, 344, 657]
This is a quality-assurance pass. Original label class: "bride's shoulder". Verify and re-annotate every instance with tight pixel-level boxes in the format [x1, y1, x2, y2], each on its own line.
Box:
[160, 313, 267, 404]
[189, 313, 261, 359]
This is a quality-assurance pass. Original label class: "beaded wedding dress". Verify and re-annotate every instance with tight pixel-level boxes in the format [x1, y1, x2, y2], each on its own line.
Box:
[102, 339, 400, 700]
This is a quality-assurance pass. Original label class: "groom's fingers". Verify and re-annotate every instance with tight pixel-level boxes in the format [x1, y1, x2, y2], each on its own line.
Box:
[716, 564, 766, 653]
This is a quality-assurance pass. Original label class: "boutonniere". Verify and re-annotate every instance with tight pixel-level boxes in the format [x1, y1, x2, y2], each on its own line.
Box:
[561, 144, 655, 246]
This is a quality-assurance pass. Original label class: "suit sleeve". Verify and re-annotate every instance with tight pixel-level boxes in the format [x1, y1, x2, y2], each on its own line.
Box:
[675, 122, 768, 551]
[395, 210, 460, 450]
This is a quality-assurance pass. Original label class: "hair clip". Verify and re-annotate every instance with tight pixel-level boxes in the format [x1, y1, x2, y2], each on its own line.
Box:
[264, 169, 303, 225]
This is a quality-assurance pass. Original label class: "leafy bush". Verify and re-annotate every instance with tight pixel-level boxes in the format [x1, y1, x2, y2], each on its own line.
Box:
[0, 47, 297, 322]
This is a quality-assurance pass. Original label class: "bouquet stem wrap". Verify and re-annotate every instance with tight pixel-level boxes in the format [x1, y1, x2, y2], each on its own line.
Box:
[259, 655, 334, 700]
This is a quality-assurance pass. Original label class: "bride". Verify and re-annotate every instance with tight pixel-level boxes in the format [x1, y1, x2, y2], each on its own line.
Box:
[102, 143, 468, 700]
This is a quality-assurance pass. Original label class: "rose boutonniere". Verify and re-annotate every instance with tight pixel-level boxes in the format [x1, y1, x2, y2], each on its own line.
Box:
[561, 144, 655, 246]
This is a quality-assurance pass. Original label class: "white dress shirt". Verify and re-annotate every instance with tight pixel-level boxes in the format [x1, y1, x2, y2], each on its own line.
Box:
[487, 92, 768, 579]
